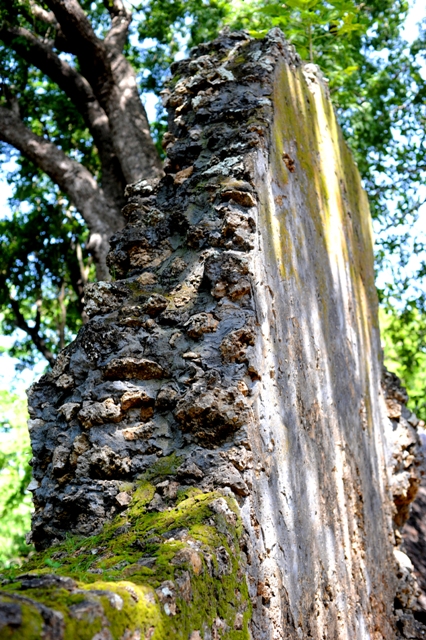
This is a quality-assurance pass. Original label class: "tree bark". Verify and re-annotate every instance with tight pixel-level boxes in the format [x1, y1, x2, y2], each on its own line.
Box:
[403, 430, 426, 613]
[1, 30, 425, 639]
[0, 23, 126, 209]
[44, 0, 163, 184]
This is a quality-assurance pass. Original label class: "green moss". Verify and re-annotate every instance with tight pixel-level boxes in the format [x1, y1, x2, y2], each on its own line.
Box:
[143, 453, 183, 481]
[176, 486, 204, 504]
[0, 485, 251, 639]
[0, 596, 44, 640]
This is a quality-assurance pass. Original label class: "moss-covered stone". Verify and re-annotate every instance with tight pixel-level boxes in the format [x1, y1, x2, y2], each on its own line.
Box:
[0, 482, 251, 639]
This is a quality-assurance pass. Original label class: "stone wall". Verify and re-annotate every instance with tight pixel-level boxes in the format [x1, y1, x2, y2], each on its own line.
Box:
[1, 28, 425, 639]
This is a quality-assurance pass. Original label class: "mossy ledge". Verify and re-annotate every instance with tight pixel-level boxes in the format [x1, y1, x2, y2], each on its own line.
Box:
[0, 476, 251, 639]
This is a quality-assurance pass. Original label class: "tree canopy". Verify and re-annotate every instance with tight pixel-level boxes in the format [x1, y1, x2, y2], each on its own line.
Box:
[0, 0, 425, 410]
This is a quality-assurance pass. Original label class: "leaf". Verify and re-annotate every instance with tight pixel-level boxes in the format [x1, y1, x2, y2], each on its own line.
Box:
[249, 29, 270, 39]
[283, 0, 320, 9]
[45, 558, 62, 569]
[342, 65, 359, 75]
[258, 4, 285, 17]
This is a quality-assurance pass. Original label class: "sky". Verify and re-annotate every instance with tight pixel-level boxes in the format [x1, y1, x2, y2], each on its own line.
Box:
[402, 0, 425, 42]
[373, 0, 426, 300]
[0, 0, 425, 395]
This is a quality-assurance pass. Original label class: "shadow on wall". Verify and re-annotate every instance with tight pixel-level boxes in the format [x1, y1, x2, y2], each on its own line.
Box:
[403, 430, 426, 613]
[247, 56, 422, 638]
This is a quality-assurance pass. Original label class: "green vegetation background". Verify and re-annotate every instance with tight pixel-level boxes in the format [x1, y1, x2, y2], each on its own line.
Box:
[0, 391, 32, 567]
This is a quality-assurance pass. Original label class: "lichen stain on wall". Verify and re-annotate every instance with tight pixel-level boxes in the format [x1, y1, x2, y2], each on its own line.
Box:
[249, 58, 396, 638]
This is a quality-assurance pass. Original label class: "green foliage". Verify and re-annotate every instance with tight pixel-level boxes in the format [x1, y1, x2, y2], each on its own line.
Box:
[253, 0, 366, 63]
[0, 168, 92, 366]
[0, 390, 33, 567]
[380, 304, 426, 422]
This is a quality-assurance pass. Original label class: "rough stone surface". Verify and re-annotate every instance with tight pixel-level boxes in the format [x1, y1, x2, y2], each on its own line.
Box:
[5, 27, 425, 638]
[0, 487, 250, 639]
[403, 427, 426, 617]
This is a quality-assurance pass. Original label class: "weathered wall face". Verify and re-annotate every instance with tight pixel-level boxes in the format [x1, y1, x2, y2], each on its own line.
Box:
[247, 59, 395, 638]
[2, 28, 424, 640]
[246, 58, 424, 638]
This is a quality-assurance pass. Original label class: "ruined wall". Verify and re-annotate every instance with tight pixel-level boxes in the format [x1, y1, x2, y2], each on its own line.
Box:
[1, 29, 425, 639]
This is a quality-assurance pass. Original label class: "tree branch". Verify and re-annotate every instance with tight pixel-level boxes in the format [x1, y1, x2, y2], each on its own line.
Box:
[103, 0, 127, 15]
[28, 1, 58, 27]
[0, 24, 98, 124]
[34, 301, 41, 334]
[44, 0, 117, 102]
[44, 0, 163, 183]
[0, 24, 126, 208]
[8, 295, 56, 366]
[103, 0, 132, 53]
[0, 105, 122, 279]
[68, 240, 89, 324]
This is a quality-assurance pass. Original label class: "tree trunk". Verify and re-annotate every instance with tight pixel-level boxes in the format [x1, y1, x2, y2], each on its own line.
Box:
[1, 29, 425, 639]
[0, 1, 163, 281]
